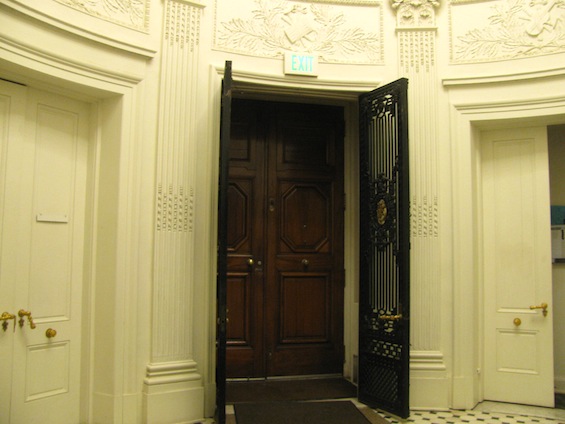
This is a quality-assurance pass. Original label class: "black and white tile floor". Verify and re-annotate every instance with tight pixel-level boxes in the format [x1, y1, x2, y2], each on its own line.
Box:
[372, 401, 565, 424]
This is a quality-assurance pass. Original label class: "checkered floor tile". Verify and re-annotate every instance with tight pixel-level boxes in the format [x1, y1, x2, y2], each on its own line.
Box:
[375, 409, 564, 424]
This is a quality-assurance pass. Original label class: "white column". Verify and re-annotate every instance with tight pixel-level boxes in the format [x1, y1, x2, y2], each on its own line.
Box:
[393, 0, 449, 408]
[143, 1, 205, 422]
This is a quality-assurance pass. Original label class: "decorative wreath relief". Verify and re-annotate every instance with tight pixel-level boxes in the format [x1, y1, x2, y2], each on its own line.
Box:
[455, 0, 565, 62]
[55, 0, 148, 29]
[217, 0, 382, 64]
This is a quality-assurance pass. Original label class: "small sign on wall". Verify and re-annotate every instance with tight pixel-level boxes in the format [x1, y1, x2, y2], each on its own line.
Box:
[284, 52, 319, 77]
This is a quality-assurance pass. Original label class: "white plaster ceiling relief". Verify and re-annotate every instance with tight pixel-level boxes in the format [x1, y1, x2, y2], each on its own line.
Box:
[214, 0, 383, 64]
[54, 0, 150, 31]
[451, 0, 565, 63]
[392, 0, 440, 27]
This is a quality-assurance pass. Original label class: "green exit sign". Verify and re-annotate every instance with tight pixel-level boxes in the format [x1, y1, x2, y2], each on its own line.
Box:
[284, 52, 319, 76]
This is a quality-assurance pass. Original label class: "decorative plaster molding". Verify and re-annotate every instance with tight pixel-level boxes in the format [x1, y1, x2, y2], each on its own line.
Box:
[2, 0, 157, 57]
[165, 0, 202, 50]
[215, 65, 381, 97]
[392, 0, 440, 28]
[54, 0, 150, 31]
[410, 351, 447, 370]
[450, 0, 565, 63]
[177, 0, 207, 6]
[156, 184, 194, 233]
[399, 29, 436, 72]
[144, 360, 201, 385]
[214, 0, 383, 64]
[443, 65, 565, 86]
[411, 196, 439, 238]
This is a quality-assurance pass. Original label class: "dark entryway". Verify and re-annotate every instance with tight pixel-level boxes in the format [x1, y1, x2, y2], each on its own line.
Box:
[225, 98, 345, 378]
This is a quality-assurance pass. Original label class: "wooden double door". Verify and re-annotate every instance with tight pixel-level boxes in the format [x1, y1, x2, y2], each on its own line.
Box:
[226, 99, 345, 378]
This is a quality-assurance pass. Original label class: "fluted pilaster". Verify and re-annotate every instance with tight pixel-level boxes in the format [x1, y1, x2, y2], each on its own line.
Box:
[143, 1, 205, 422]
[152, 0, 201, 365]
[394, 0, 443, 356]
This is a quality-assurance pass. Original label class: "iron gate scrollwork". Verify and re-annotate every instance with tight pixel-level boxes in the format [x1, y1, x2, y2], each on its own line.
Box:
[368, 171, 398, 252]
[358, 79, 410, 419]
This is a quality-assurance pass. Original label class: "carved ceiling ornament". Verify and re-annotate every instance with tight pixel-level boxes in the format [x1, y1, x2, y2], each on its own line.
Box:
[215, 0, 383, 64]
[391, 0, 441, 27]
[54, 0, 150, 31]
[451, 0, 565, 63]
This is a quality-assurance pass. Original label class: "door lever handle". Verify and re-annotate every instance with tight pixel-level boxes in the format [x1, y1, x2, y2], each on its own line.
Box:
[529, 302, 548, 317]
[1, 311, 16, 332]
[18, 309, 36, 329]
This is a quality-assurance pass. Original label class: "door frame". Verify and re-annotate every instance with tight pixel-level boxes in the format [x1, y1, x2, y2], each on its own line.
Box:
[478, 126, 554, 406]
[0, 82, 95, 422]
[210, 65, 381, 393]
[446, 75, 565, 409]
[0, 59, 150, 423]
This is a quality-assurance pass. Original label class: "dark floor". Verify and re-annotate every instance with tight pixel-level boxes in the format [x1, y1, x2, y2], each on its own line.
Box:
[226, 377, 357, 404]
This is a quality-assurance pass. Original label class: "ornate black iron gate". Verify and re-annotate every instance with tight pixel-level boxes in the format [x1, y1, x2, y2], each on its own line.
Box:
[358, 78, 410, 418]
[216, 60, 232, 424]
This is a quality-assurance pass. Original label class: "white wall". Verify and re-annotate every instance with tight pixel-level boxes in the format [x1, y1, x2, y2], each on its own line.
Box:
[549, 125, 565, 394]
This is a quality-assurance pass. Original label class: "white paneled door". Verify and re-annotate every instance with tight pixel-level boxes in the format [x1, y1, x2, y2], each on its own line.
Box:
[0, 80, 90, 423]
[481, 127, 554, 407]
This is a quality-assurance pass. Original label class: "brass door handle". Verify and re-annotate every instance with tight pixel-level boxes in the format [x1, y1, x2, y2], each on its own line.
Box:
[45, 328, 57, 338]
[529, 302, 548, 317]
[18, 309, 36, 329]
[1, 311, 16, 332]
[513, 318, 521, 326]
[378, 314, 403, 321]
[247, 258, 254, 266]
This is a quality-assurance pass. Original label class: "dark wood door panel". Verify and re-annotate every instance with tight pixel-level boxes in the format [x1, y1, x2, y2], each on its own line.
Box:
[226, 271, 264, 377]
[266, 266, 344, 376]
[229, 99, 263, 169]
[226, 273, 255, 346]
[265, 101, 345, 377]
[279, 273, 332, 343]
[274, 103, 340, 172]
[227, 99, 344, 378]
[226, 99, 266, 379]
[227, 180, 253, 254]
[278, 181, 333, 254]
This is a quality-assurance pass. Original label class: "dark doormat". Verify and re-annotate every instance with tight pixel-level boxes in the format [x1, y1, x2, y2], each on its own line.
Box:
[234, 400, 386, 424]
[227, 377, 357, 403]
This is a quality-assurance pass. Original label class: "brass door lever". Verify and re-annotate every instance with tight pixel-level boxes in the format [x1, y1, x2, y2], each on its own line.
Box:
[1, 311, 16, 332]
[529, 302, 548, 317]
[18, 309, 36, 329]
[378, 314, 403, 321]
